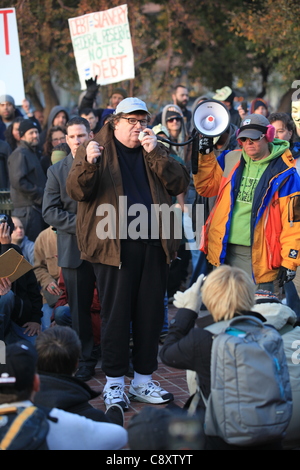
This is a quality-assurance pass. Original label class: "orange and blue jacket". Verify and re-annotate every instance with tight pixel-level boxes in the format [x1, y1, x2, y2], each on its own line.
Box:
[193, 146, 300, 284]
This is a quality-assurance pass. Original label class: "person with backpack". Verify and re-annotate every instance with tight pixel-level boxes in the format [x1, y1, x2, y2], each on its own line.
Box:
[159, 265, 292, 450]
[0, 341, 128, 450]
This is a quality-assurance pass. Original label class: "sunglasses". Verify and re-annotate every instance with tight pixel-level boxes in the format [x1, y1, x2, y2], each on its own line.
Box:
[239, 134, 265, 143]
[167, 117, 182, 123]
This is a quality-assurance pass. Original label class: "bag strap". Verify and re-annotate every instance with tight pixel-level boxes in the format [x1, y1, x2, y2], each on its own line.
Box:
[0, 406, 37, 450]
[228, 315, 264, 329]
[187, 375, 208, 416]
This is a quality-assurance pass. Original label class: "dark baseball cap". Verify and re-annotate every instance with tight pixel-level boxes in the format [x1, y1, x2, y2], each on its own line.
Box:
[238, 114, 270, 140]
[0, 342, 37, 392]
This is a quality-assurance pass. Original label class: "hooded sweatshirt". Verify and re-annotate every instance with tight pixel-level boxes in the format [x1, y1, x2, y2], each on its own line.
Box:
[228, 139, 290, 246]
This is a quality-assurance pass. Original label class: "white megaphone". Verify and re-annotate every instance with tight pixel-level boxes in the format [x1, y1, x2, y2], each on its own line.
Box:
[192, 99, 230, 137]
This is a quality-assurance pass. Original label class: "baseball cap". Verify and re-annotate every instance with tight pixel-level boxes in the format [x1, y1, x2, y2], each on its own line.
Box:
[0, 342, 38, 392]
[19, 119, 39, 137]
[166, 110, 182, 121]
[213, 86, 235, 104]
[115, 97, 150, 115]
[0, 94, 15, 106]
[238, 114, 270, 140]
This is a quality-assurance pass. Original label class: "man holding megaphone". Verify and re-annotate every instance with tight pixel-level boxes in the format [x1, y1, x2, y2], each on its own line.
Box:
[193, 111, 300, 293]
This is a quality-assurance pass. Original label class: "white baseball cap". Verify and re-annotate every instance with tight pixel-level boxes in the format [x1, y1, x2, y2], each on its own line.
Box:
[115, 97, 150, 115]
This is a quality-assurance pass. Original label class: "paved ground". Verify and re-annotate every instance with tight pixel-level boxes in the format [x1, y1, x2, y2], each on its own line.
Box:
[86, 304, 191, 430]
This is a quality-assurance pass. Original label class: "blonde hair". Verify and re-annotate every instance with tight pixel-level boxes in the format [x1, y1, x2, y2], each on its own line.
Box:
[202, 265, 255, 322]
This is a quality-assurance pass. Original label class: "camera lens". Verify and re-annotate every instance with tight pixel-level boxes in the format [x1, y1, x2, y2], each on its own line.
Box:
[0, 215, 8, 224]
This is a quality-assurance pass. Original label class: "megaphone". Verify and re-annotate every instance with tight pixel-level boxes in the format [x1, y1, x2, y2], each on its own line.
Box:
[155, 99, 231, 175]
[192, 99, 230, 137]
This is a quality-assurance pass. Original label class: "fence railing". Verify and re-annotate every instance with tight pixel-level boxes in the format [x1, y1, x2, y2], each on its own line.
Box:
[0, 190, 14, 216]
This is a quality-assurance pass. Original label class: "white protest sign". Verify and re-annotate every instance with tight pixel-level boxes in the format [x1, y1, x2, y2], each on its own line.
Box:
[0, 8, 25, 105]
[68, 4, 135, 89]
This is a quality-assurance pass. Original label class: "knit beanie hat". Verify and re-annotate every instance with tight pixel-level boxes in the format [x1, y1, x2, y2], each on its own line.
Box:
[111, 87, 127, 99]
[0, 94, 15, 106]
[250, 98, 268, 114]
[254, 290, 281, 304]
[19, 119, 38, 137]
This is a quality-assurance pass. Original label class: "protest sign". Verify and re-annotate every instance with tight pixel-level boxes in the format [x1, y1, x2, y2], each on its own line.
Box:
[0, 8, 25, 105]
[69, 4, 135, 89]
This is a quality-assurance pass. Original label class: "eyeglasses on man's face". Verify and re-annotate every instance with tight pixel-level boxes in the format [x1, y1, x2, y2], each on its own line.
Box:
[239, 134, 265, 143]
[121, 117, 148, 127]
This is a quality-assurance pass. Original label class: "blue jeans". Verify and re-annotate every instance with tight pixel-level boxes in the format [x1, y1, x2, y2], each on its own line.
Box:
[55, 305, 71, 327]
[284, 281, 300, 319]
[0, 291, 37, 345]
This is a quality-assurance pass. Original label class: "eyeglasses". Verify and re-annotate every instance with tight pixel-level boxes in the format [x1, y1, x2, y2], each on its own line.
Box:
[239, 134, 265, 143]
[52, 136, 66, 143]
[121, 117, 148, 127]
[167, 117, 182, 123]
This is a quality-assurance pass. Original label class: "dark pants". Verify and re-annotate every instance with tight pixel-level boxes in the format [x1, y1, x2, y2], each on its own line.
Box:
[62, 261, 97, 368]
[93, 241, 169, 377]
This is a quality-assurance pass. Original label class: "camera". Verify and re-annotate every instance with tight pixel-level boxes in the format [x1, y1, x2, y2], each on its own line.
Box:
[0, 214, 15, 234]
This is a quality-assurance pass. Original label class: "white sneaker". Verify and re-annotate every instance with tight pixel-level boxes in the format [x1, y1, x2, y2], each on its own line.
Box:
[103, 384, 130, 411]
[128, 380, 174, 404]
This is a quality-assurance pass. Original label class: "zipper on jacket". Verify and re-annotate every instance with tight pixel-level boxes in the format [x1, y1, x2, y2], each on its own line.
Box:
[288, 197, 294, 227]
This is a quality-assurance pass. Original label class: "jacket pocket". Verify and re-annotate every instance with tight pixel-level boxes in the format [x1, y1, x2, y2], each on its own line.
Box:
[288, 195, 300, 225]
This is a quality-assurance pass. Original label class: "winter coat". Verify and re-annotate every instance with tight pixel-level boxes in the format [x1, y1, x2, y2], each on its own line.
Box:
[66, 123, 190, 267]
[194, 141, 300, 283]
[8, 140, 46, 209]
[34, 372, 108, 422]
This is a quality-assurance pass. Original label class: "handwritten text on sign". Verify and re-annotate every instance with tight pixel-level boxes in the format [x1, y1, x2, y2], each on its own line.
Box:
[69, 4, 135, 89]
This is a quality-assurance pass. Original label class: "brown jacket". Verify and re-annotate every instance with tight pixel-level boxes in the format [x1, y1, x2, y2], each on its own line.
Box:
[66, 124, 190, 267]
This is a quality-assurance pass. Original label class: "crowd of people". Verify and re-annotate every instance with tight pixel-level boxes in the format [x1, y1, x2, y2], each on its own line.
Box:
[0, 80, 300, 450]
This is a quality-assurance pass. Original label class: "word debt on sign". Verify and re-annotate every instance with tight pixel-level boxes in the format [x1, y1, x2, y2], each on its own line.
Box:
[0, 8, 25, 104]
[68, 4, 135, 89]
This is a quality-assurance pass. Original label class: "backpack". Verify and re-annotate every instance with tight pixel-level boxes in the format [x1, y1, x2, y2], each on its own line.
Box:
[202, 315, 293, 446]
[0, 405, 49, 450]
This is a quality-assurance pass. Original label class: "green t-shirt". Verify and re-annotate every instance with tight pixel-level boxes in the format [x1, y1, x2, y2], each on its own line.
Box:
[228, 139, 289, 246]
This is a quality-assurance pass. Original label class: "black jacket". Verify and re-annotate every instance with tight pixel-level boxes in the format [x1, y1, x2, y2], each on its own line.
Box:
[159, 308, 281, 450]
[34, 372, 109, 423]
[0, 243, 43, 325]
[8, 140, 46, 209]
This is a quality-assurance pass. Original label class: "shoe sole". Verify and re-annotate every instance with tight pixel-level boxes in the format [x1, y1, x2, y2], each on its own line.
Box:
[105, 400, 129, 411]
[128, 390, 174, 404]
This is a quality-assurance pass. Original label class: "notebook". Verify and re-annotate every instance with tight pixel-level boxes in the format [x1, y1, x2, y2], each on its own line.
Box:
[0, 248, 33, 282]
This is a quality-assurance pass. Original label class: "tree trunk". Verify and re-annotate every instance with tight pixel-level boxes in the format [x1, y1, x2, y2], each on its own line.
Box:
[40, 79, 59, 126]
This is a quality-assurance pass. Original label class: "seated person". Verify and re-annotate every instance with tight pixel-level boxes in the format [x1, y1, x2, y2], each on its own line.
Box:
[0, 341, 128, 450]
[34, 326, 123, 426]
[0, 214, 42, 345]
[160, 266, 289, 450]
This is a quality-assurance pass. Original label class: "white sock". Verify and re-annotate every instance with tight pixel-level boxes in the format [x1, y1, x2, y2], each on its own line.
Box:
[133, 373, 152, 387]
[105, 375, 125, 389]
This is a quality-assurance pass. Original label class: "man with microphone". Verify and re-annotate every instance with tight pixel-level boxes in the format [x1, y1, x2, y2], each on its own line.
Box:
[66, 97, 189, 411]
[193, 113, 300, 292]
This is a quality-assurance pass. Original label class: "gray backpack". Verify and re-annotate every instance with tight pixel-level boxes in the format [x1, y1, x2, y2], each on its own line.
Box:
[202, 315, 293, 446]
